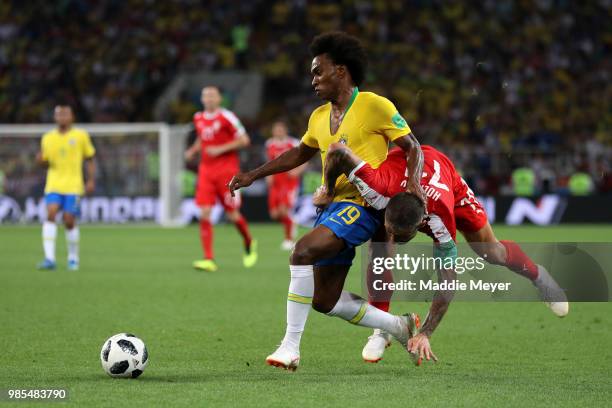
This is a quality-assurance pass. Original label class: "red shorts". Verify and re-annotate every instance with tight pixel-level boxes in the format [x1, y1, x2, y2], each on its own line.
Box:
[453, 177, 487, 233]
[195, 169, 241, 211]
[351, 161, 487, 242]
[268, 184, 298, 211]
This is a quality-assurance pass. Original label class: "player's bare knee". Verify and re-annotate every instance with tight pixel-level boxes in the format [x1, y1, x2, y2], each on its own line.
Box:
[290, 240, 316, 265]
[200, 207, 212, 220]
[311, 297, 335, 314]
[46, 208, 58, 222]
[226, 210, 242, 222]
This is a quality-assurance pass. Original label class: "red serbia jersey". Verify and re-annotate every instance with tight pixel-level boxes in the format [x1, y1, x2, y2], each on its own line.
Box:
[193, 108, 245, 172]
[265, 136, 300, 187]
[350, 145, 486, 242]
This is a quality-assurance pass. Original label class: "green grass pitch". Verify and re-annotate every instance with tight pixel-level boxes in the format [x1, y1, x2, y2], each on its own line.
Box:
[1, 224, 611, 407]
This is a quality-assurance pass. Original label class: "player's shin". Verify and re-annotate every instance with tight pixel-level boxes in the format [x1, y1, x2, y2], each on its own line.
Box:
[499, 240, 538, 280]
[280, 215, 294, 240]
[42, 221, 57, 262]
[234, 215, 252, 249]
[66, 227, 79, 262]
[281, 265, 314, 352]
[199, 219, 214, 259]
[327, 291, 413, 344]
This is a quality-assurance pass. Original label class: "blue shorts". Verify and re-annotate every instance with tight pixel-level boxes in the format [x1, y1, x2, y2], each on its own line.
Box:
[314, 201, 382, 266]
[45, 193, 81, 216]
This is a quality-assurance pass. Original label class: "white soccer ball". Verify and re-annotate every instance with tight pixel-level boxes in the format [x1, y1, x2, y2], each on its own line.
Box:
[100, 333, 149, 378]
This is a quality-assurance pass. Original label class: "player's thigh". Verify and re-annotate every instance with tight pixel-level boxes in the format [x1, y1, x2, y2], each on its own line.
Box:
[44, 193, 62, 221]
[312, 264, 351, 313]
[195, 174, 216, 208]
[45, 204, 60, 221]
[291, 225, 345, 265]
[216, 172, 241, 213]
[461, 222, 506, 264]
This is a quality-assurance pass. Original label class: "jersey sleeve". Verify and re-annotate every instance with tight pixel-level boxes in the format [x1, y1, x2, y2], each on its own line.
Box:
[301, 113, 319, 149]
[368, 96, 412, 142]
[222, 110, 246, 138]
[82, 131, 96, 158]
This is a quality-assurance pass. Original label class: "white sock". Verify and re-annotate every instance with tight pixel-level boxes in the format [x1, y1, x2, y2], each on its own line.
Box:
[281, 265, 314, 353]
[327, 291, 403, 339]
[66, 227, 80, 263]
[42, 221, 57, 262]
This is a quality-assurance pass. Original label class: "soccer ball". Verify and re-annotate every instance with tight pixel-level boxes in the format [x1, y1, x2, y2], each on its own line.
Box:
[100, 333, 149, 378]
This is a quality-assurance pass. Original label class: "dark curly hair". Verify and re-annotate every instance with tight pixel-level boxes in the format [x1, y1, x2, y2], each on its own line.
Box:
[309, 31, 368, 87]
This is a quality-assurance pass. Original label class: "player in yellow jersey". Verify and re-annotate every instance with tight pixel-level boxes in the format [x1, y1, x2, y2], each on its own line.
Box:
[36, 105, 96, 271]
[230, 32, 425, 370]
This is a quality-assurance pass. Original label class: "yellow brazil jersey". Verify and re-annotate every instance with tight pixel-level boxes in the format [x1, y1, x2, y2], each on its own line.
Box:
[41, 127, 95, 195]
[301, 89, 411, 205]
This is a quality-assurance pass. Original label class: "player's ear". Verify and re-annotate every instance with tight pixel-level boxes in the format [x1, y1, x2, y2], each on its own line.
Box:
[335, 64, 346, 79]
[418, 216, 427, 229]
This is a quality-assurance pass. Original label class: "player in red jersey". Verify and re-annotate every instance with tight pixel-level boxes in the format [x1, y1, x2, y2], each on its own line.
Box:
[265, 121, 305, 250]
[316, 142, 568, 363]
[185, 86, 257, 272]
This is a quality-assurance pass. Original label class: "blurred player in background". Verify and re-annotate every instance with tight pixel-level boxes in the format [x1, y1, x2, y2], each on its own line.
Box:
[265, 120, 305, 250]
[318, 142, 569, 364]
[185, 86, 257, 272]
[36, 105, 96, 271]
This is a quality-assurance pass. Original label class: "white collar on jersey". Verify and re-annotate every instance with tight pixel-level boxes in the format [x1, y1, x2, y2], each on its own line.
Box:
[202, 109, 221, 120]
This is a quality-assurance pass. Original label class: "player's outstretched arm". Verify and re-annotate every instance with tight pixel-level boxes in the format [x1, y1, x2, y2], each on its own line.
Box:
[409, 249, 457, 365]
[394, 133, 426, 204]
[228, 142, 318, 195]
[36, 151, 49, 168]
[185, 138, 201, 161]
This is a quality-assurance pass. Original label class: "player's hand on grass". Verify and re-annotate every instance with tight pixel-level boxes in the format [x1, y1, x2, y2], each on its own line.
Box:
[228, 172, 254, 196]
[407, 333, 438, 365]
[312, 185, 332, 207]
[85, 180, 95, 195]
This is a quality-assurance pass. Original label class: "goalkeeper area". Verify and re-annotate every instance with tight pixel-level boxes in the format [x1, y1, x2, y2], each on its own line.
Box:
[1, 224, 611, 407]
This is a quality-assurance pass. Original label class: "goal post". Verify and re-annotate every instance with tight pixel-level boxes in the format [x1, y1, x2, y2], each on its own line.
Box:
[0, 123, 190, 227]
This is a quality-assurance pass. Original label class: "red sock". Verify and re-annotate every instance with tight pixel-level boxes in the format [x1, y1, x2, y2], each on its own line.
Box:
[500, 240, 538, 280]
[199, 219, 213, 259]
[280, 215, 294, 240]
[370, 301, 390, 312]
[234, 215, 252, 250]
[367, 266, 393, 312]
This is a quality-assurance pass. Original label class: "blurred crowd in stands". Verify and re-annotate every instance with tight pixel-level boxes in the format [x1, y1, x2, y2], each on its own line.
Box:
[1, 0, 610, 195]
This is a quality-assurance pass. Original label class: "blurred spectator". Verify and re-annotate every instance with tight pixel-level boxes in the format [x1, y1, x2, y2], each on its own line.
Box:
[0, 0, 610, 195]
[568, 172, 594, 196]
[512, 167, 536, 196]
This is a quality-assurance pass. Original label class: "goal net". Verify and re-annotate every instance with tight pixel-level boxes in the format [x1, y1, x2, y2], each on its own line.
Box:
[0, 123, 190, 226]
